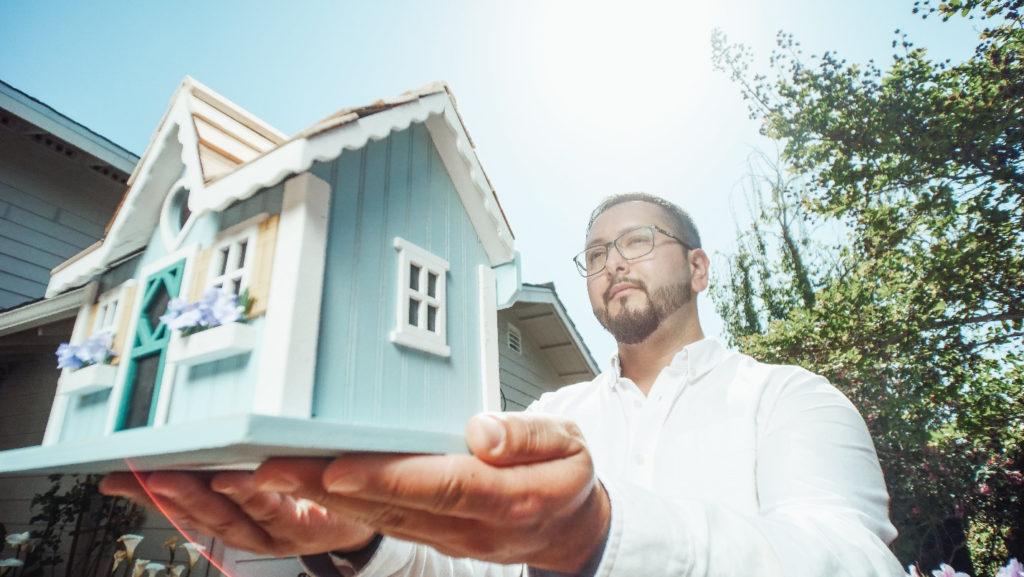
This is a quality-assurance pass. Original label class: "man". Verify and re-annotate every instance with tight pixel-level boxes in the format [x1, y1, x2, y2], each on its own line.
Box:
[102, 193, 906, 576]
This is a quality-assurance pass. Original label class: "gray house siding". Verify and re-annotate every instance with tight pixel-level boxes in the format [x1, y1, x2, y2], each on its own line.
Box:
[0, 127, 126, 310]
[496, 309, 565, 412]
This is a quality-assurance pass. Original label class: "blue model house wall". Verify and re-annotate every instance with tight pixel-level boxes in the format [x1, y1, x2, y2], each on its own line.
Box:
[312, 123, 489, 435]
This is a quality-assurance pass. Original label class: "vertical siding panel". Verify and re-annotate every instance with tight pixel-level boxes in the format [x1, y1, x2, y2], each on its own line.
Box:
[350, 139, 388, 426]
[58, 389, 111, 442]
[311, 125, 492, 436]
[380, 128, 412, 429]
[164, 318, 263, 423]
[311, 151, 361, 421]
[372, 136, 392, 425]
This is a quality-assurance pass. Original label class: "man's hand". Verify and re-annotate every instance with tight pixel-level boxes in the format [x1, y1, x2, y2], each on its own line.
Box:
[99, 466, 377, 557]
[256, 412, 611, 573]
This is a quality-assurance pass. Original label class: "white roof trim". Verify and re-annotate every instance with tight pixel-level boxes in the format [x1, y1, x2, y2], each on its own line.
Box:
[516, 285, 600, 376]
[47, 98, 202, 297]
[0, 285, 92, 337]
[47, 84, 515, 297]
[0, 81, 138, 173]
[191, 92, 514, 265]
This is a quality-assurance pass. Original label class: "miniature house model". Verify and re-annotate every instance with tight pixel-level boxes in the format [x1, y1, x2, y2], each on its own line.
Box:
[0, 77, 525, 473]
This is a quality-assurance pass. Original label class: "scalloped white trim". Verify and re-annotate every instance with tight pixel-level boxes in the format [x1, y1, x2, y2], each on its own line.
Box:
[48, 89, 515, 298]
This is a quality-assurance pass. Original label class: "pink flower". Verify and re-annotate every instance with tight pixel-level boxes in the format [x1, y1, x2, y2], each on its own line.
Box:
[996, 558, 1024, 577]
[1007, 471, 1023, 486]
[931, 563, 969, 577]
[912, 506, 921, 515]
[979, 483, 992, 495]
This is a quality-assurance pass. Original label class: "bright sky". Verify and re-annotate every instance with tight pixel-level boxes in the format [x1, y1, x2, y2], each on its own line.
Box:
[0, 0, 979, 365]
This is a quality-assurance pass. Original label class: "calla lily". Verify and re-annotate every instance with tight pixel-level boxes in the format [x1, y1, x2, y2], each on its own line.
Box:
[167, 565, 185, 577]
[111, 550, 128, 574]
[181, 543, 205, 568]
[4, 532, 30, 548]
[142, 562, 165, 577]
[118, 534, 144, 559]
[162, 536, 178, 563]
[0, 558, 24, 577]
[131, 559, 149, 577]
[908, 566, 921, 577]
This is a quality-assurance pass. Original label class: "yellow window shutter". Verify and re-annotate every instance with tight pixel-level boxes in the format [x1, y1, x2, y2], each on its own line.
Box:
[189, 247, 213, 302]
[84, 303, 99, 338]
[109, 285, 137, 365]
[247, 215, 279, 318]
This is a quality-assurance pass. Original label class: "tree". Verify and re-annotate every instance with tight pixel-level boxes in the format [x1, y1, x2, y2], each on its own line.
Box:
[711, 1, 1024, 573]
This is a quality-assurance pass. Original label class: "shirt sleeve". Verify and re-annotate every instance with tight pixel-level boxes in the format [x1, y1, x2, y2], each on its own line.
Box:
[299, 537, 526, 577]
[588, 371, 906, 577]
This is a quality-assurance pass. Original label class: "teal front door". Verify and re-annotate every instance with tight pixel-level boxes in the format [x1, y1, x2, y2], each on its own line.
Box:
[117, 259, 185, 431]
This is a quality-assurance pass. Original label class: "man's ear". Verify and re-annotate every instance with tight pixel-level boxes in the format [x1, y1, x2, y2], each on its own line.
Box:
[690, 249, 711, 294]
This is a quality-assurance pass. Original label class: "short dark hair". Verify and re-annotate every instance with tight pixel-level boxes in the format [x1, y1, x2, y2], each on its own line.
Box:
[587, 192, 702, 249]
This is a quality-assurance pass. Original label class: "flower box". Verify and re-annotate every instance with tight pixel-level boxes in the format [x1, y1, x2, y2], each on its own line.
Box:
[166, 322, 257, 367]
[57, 363, 119, 396]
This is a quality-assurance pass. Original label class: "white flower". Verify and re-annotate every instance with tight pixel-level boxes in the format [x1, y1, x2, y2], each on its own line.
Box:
[4, 532, 30, 548]
[118, 534, 144, 558]
[111, 549, 128, 574]
[167, 564, 185, 577]
[131, 559, 150, 577]
[908, 565, 921, 577]
[142, 562, 166, 576]
[0, 558, 24, 577]
[181, 543, 205, 568]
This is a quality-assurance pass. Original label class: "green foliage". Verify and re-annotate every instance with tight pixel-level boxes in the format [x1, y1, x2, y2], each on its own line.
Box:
[712, 1, 1023, 573]
[26, 475, 144, 577]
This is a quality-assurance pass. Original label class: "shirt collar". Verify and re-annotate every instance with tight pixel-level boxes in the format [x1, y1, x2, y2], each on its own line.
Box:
[607, 336, 728, 387]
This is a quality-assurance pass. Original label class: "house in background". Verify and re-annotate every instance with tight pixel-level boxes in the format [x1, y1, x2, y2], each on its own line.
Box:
[0, 77, 597, 576]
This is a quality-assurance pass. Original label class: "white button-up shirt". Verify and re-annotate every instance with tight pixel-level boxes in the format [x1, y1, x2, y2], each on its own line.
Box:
[339, 337, 906, 576]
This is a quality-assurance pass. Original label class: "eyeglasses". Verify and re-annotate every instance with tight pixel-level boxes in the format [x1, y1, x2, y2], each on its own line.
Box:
[573, 225, 693, 277]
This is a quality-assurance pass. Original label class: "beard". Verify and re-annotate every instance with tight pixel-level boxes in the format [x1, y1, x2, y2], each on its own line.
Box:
[595, 277, 692, 345]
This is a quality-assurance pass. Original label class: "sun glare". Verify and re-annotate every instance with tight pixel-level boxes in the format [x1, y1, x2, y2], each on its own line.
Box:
[541, 1, 708, 131]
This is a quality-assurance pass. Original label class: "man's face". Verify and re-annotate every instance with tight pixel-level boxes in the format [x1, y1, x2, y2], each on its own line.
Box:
[585, 202, 693, 345]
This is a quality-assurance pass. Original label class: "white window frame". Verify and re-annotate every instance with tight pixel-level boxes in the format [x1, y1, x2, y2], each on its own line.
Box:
[93, 287, 124, 336]
[507, 323, 523, 354]
[206, 214, 265, 298]
[390, 237, 450, 357]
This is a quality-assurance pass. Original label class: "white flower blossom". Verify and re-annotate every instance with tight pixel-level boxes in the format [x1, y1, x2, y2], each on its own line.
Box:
[181, 543, 205, 568]
[118, 534, 144, 558]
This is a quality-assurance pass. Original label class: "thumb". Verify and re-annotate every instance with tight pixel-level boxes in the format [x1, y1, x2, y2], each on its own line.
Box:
[466, 412, 588, 467]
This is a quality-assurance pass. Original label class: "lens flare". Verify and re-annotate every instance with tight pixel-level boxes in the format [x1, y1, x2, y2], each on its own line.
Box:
[124, 458, 235, 577]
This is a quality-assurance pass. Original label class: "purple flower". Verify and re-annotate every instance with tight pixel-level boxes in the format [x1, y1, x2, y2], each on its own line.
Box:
[55, 331, 116, 370]
[932, 564, 969, 577]
[162, 288, 243, 333]
[997, 559, 1024, 577]
[56, 343, 83, 370]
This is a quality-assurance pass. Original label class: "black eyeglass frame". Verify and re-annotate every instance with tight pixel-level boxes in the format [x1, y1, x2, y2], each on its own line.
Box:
[573, 225, 695, 277]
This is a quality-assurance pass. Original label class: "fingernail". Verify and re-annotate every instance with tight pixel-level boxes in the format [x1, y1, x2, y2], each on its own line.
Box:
[258, 478, 298, 493]
[327, 470, 366, 493]
[477, 415, 505, 453]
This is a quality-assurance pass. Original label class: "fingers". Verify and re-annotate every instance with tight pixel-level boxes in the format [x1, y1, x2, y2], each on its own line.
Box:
[143, 472, 276, 554]
[99, 472, 157, 508]
[319, 450, 593, 521]
[466, 412, 588, 466]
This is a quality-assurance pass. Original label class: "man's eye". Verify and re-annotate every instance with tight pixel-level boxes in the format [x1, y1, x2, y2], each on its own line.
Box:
[588, 248, 607, 263]
[625, 234, 648, 246]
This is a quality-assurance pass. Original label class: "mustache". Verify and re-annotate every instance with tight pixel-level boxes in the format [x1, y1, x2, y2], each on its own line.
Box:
[604, 277, 648, 304]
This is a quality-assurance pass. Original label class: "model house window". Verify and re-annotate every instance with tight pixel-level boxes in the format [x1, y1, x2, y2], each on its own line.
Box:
[94, 291, 122, 334]
[390, 237, 450, 357]
[209, 228, 256, 296]
[507, 323, 522, 354]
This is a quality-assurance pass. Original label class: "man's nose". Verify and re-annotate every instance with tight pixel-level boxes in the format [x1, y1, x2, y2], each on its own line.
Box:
[605, 243, 630, 274]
